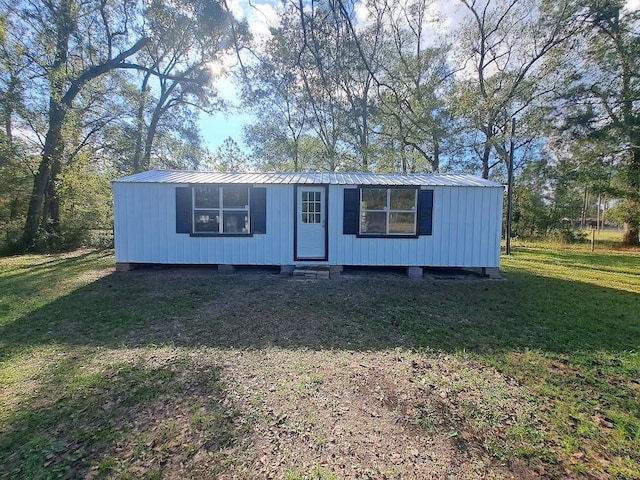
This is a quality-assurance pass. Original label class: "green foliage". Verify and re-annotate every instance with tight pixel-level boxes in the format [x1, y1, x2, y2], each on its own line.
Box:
[0, 0, 247, 252]
[552, 1, 640, 244]
[548, 228, 588, 244]
[205, 137, 251, 172]
[0, 140, 32, 255]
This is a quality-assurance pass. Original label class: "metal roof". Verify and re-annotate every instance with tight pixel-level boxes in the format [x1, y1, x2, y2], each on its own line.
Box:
[114, 169, 503, 188]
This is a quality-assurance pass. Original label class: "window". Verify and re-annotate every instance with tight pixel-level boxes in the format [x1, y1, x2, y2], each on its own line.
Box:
[360, 187, 417, 236]
[301, 191, 322, 224]
[193, 186, 250, 234]
[176, 186, 266, 236]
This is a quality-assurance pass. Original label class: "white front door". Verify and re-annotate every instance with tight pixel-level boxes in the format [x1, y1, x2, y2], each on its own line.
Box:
[296, 187, 327, 260]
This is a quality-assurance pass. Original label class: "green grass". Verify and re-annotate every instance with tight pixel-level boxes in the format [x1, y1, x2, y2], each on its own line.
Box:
[1, 246, 639, 478]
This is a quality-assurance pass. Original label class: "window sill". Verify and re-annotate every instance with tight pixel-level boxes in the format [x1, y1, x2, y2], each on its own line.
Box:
[355, 233, 419, 239]
[190, 233, 253, 237]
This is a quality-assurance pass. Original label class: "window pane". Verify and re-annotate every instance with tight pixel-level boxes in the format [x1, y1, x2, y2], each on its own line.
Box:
[390, 189, 416, 210]
[194, 187, 219, 208]
[389, 212, 416, 234]
[222, 211, 249, 233]
[302, 213, 308, 223]
[223, 186, 248, 208]
[315, 213, 321, 223]
[302, 191, 308, 201]
[315, 192, 321, 201]
[360, 211, 386, 234]
[194, 210, 219, 232]
[361, 188, 386, 210]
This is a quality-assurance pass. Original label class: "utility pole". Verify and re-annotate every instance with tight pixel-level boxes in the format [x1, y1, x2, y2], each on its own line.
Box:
[506, 117, 516, 255]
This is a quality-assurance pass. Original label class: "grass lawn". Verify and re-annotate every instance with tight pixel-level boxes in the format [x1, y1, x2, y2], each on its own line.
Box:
[0, 243, 639, 479]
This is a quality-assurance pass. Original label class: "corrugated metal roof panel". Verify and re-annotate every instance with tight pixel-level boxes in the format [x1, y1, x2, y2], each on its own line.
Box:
[114, 170, 503, 188]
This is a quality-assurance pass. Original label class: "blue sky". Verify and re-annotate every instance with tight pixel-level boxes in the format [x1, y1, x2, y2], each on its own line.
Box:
[199, 0, 640, 154]
[199, 111, 253, 152]
[197, 0, 281, 153]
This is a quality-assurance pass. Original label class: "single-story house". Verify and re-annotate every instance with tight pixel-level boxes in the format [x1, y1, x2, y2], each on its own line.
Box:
[112, 170, 504, 277]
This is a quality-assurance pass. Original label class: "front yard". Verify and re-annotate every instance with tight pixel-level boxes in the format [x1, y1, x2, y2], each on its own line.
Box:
[1, 243, 639, 479]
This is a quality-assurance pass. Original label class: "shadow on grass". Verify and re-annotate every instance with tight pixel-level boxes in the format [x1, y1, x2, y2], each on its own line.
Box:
[0, 349, 242, 479]
[1, 251, 640, 479]
[1, 255, 639, 357]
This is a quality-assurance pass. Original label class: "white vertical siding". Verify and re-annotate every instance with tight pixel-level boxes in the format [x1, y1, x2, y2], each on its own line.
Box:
[114, 181, 503, 267]
[329, 185, 503, 267]
[114, 183, 294, 265]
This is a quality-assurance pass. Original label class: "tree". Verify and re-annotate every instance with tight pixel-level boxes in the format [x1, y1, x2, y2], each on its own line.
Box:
[3, 0, 248, 250]
[242, 12, 310, 171]
[0, 13, 30, 249]
[130, 0, 247, 173]
[3, 0, 150, 250]
[204, 137, 251, 172]
[562, 1, 640, 245]
[371, 0, 454, 173]
[243, 0, 383, 172]
[451, 0, 582, 179]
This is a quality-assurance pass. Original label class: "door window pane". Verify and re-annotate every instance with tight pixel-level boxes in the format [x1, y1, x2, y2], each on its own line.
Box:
[301, 191, 322, 223]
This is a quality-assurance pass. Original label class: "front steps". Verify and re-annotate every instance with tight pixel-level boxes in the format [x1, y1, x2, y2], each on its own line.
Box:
[292, 265, 331, 279]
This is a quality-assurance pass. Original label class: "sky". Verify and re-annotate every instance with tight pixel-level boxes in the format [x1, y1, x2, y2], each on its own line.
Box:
[198, 0, 282, 153]
[199, 0, 464, 153]
[200, 0, 640, 154]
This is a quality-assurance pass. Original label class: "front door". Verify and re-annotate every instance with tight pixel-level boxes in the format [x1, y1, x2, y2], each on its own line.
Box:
[296, 187, 327, 260]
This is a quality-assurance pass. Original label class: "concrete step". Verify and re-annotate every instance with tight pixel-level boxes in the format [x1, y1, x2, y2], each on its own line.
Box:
[293, 266, 331, 279]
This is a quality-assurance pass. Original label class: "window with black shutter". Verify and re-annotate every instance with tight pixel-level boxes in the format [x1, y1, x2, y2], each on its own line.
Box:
[175, 185, 266, 236]
[342, 187, 434, 237]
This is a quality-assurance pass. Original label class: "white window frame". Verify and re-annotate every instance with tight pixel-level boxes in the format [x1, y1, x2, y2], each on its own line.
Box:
[359, 187, 417, 236]
[192, 186, 251, 235]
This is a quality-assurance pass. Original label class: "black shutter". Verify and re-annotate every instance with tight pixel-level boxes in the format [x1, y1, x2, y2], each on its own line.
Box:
[250, 187, 267, 234]
[176, 186, 192, 234]
[343, 188, 359, 234]
[418, 189, 434, 235]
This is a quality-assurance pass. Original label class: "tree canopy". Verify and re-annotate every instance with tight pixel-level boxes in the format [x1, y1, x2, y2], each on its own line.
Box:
[1, 0, 639, 250]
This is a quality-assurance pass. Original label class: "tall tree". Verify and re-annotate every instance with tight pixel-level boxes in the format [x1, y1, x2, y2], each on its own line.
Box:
[3, 0, 150, 249]
[452, 0, 582, 179]
[131, 0, 247, 172]
[244, 0, 383, 172]
[204, 136, 251, 172]
[371, 0, 453, 173]
[566, 1, 640, 245]
[243, 11, 310, 171]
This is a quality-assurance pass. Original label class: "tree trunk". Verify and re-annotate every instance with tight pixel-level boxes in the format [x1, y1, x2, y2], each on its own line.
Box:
[22, 103, 67, 248]
[432, 138, 440, 173]
[142, 104, 164, 171]
[623, 224, 639, 245]
[481, 142, 491, 179]
[21, 0, 73, 249]
[133, 72, 152, 173]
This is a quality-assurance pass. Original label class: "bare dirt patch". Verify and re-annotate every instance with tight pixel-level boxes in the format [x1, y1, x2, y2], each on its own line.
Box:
[218, 349, 544, 479]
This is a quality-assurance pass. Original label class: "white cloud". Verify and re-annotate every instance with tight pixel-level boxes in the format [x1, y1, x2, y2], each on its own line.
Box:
[354, 0, 373, 30]
[226, 0, 281, 44]
[625, 0, 640, 11]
